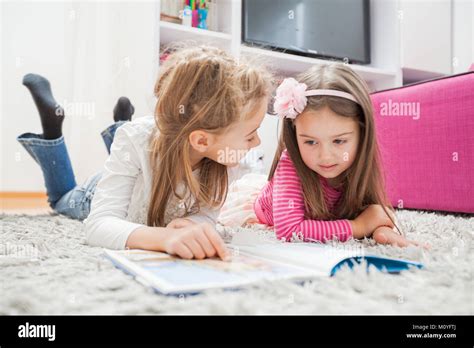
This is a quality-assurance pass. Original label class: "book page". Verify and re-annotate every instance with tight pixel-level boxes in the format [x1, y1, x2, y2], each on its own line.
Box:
[230, 230, 362, 275]
[104, 249, 318, 294]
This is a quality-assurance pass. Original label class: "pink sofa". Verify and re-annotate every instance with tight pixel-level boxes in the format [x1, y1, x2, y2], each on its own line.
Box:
[371, 67, 474, 213]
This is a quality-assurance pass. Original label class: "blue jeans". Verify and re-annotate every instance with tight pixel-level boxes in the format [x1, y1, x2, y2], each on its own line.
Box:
[16, 121, 127, 221]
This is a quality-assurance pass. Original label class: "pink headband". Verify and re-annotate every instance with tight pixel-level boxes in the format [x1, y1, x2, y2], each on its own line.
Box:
[273, 78, 359, 119]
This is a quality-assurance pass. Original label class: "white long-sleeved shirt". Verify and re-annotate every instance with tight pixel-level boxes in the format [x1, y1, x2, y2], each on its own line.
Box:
[84, 116, 234, 250]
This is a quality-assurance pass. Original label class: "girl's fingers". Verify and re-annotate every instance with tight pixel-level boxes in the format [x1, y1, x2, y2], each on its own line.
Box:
[172, 243, 194, 260]
[374, 228, 404, 246]
[373, 228, 390, 244]
[374, 227, 430, 250]
[393, 235, 424, 249]
[397, 238, 410, 247]
[194, 231, 217, 258]
[201, 224, 231, 261]
[407, 239, 431, 250]
[183, 238, 206, 260]
[392, 234, 412, 247]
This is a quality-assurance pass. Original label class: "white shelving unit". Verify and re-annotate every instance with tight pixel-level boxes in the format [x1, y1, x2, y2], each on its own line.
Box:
[157, 0, 474, 91]
[160, 21, 232, 47]
[399, 0, 454, 84]
[240, 46, 399, 87]
[156, 0, 403, 92]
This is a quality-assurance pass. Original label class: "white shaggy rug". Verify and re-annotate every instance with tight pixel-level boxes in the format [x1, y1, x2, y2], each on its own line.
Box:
[0, 210, 472, 315]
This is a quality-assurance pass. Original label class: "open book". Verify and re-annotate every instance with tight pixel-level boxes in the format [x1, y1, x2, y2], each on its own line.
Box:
[103, 230, 423, 295]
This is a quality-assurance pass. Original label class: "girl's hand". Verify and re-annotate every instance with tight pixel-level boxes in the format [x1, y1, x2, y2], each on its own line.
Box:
[163, 222, 231, 261]
[166, 217, 196, 229]
[352, 205, 394, 238]
[373, 226, 428, 248]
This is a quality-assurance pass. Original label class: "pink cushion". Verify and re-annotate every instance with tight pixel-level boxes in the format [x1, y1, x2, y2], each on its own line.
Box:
[371, 71, 474, 213]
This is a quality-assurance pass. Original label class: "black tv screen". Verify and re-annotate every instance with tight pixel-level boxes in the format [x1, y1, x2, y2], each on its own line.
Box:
[242, 0, 371, 64]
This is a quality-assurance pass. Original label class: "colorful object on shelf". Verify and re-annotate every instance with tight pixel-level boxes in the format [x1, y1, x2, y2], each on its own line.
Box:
[182, 5, 192, 27]
[191, 9, 199, 27]
[180, 0, 210, 30]
[197, 8, 208, 29]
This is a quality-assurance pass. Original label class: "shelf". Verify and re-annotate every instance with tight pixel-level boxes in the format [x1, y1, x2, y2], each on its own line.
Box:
[240, 45, 398, 83]
[159, 21, 231, 47]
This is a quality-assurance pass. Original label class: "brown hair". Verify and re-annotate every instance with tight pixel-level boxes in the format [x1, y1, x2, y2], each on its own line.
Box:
[269, 63, 400, 232]
[147, 45, 272, 227]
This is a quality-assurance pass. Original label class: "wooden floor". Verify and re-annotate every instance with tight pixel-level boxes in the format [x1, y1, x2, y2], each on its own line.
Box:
[0, 192, 54, 215]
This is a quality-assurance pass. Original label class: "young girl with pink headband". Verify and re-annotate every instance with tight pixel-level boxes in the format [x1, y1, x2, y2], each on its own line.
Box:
[252, 64, 421, 247]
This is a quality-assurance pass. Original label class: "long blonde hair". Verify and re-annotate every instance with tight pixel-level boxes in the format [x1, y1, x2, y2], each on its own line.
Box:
[269, 64, 399, 231]
[148, 45, 272, 227]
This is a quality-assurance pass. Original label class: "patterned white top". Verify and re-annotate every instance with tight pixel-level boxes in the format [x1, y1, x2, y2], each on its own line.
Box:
[84, 116, 235, 250]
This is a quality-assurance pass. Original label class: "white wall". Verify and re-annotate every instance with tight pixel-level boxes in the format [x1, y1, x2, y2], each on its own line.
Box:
[452, 0, 474, 74]
[1, 1, 157, 191]
[399, 0, 453, 75]
[399, 0, 473, 82]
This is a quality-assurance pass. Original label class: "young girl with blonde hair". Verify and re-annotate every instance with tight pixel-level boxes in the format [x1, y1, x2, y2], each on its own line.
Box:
[252, 63, 420, 247]
[18, 45, 273, 260]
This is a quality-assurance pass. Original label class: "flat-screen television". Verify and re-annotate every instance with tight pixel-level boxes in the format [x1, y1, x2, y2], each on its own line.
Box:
[242, 0, 371, 64]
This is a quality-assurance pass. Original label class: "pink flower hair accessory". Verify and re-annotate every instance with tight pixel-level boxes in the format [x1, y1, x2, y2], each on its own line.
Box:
[273, 77, 359, 119]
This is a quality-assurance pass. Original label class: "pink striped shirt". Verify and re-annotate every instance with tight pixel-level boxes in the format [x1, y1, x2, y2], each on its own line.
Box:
[254, 150, 353, 242]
